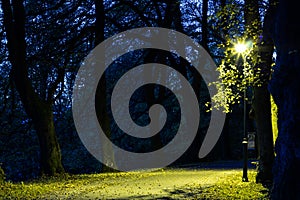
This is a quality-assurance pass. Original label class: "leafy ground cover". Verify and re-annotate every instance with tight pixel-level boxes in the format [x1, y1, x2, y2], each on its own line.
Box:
[0, 168, 269, 199]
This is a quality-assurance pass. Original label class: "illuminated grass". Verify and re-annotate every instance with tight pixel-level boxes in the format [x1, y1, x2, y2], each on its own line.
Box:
[0, 169, 269, 199]
[195, 170, 270, 199]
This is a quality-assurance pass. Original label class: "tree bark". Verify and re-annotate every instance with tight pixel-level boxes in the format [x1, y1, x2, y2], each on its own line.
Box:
[269, 0, 300, 198]
[1, 0, 64, 175]
[34, 102, 64, 175]
[252, 86, 274, 184]
[253, 2, 276, 184]
[244, 0, 275, 184]
[94, 0, 117, 172]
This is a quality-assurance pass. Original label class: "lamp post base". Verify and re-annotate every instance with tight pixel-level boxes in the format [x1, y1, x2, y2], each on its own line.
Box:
[242, 137, 248, 182]
[242, 177, 249, 182]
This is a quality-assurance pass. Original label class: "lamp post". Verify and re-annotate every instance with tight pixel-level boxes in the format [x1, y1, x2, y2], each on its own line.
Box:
[242, 86, 248, 182]
[234, 42, 249, 182]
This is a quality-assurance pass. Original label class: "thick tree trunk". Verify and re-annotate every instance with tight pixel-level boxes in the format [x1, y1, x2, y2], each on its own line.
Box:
[269, 0, 300, 198]
[253, 1, 276, 184]
[244, 0, 275, 184]
[252, 86, 274, 184]
[1, 0, 64, 176]
[34, 103, 64, 175]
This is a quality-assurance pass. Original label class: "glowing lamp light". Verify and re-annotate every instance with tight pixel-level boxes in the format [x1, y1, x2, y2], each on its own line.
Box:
[234, 43, 247, 54]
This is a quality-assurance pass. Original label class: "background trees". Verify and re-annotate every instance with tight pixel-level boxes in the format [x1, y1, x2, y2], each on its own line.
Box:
[1, 0, 300, 197]
[0, 0, 261, 173]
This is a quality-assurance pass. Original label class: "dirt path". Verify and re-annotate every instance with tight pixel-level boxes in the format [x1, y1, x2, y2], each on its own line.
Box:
[47, 169, 241, 199]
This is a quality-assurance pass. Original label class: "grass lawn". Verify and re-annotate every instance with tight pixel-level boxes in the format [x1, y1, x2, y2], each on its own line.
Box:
[0, 168, 269, 199]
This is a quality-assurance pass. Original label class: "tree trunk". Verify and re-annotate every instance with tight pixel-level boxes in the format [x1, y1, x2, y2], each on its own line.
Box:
[253, 1, 276, 184]
[269, 0, 300, 198]
[252, 86, 274, 184]
[143, 0, 185, 152]
[1, 0, 64, 175]
[34, 103, 64, 175]
[244, 0, 275, 184]
[94, 0, 117, 172]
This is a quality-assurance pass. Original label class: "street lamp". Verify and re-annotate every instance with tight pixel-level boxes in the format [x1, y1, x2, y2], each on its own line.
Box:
[234, 42, 249, 182]
[235, 43, 247, 54]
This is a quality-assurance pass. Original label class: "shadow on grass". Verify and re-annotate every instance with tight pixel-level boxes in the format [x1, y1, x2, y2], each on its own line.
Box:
[106, 185, 211, 200]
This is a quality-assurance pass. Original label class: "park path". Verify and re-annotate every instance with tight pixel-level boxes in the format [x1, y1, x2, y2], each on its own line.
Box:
[48, 169, 241, 199]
